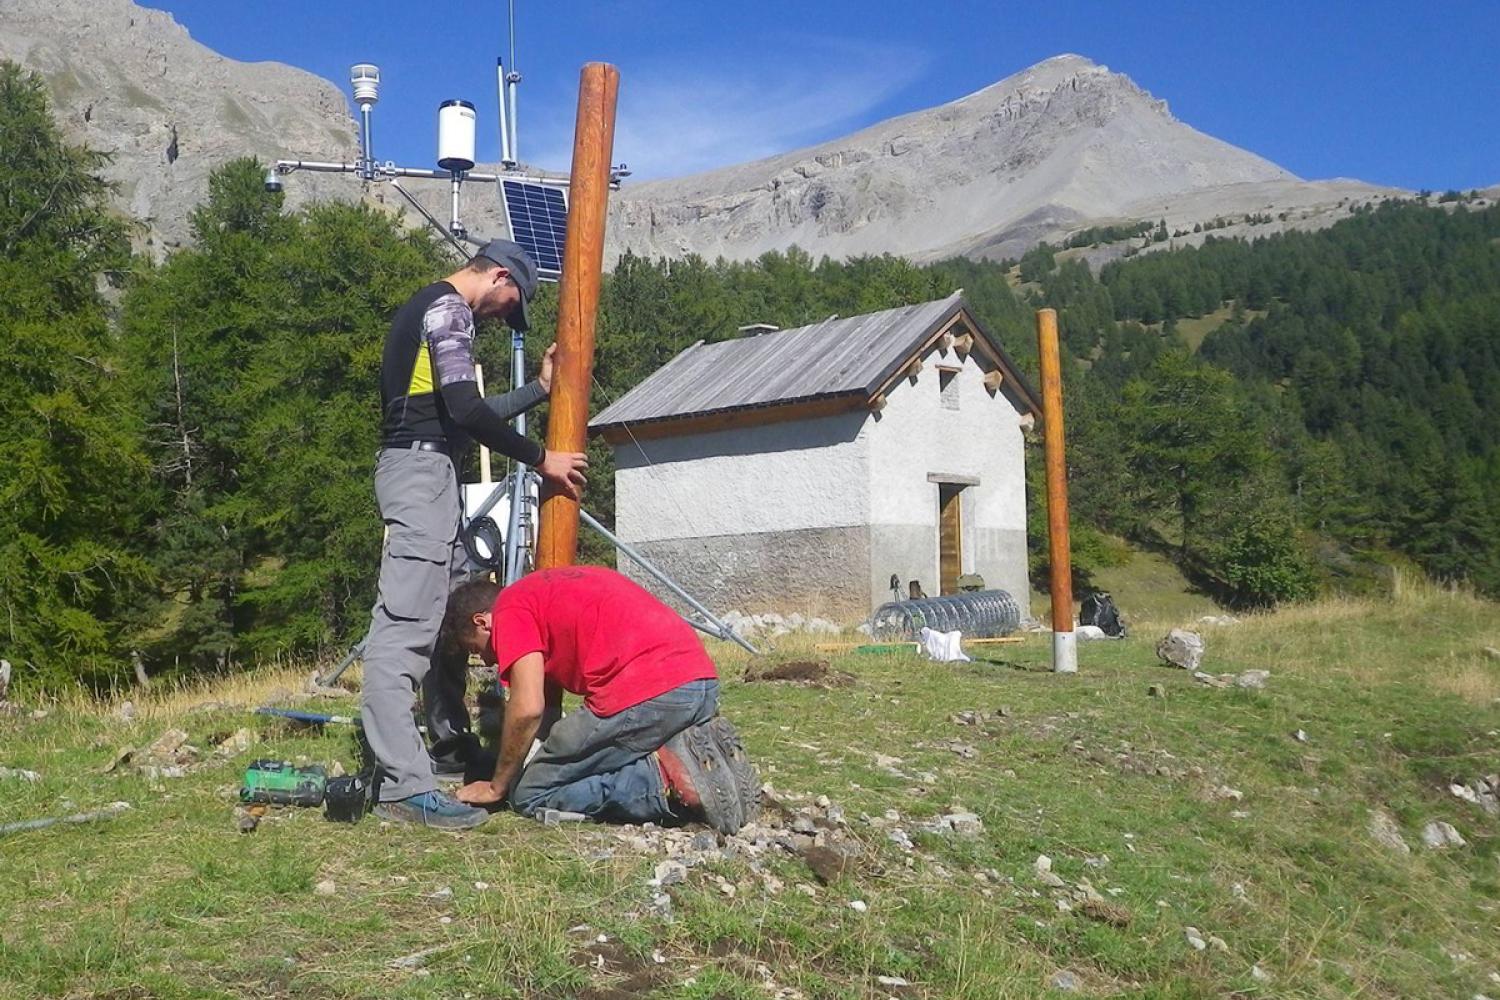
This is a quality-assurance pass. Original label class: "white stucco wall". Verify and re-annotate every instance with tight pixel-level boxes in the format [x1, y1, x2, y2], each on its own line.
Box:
[609, 411, 876, 620]
[612, 410, 870, 542]
[866, 344, 1030, 610]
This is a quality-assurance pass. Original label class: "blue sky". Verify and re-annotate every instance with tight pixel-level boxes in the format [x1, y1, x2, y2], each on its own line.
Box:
[143, 1, 1498, 190]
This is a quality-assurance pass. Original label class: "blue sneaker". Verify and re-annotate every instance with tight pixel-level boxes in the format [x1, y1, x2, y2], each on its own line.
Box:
[373, 790, 490, 830]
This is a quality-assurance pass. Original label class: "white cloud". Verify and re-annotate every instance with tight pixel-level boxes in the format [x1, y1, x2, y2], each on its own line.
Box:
[526, 38, 927, 180]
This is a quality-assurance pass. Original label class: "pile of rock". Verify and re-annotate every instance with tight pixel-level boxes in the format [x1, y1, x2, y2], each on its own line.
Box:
[1193, 669, 1270, 690]
[608, 786, 863, 917]
[719, 611, 843, 640]
[1031, 854, 1135, 927]
[1155, 630, 1270, 690]
[105, 723, 261, 785]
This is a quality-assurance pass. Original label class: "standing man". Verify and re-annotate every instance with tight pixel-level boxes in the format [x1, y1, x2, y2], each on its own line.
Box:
[366, 240, 588, 830]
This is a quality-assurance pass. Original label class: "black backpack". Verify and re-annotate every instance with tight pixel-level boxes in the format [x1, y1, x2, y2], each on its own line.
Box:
[1080, 591, 1126, 638]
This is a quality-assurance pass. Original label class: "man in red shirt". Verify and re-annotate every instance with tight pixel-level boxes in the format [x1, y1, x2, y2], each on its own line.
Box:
[438, 567, 757, 833]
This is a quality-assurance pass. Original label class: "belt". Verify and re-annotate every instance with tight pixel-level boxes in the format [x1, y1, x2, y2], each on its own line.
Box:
[381, 440, 451, 455]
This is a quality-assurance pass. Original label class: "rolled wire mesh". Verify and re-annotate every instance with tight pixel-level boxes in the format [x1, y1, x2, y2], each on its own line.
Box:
[869, 590, 1021, 641]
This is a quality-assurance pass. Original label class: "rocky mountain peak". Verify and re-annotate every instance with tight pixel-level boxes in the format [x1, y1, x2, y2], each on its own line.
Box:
[0, 0, 359, 253]
[954, 52, 1172, 123]
[0, 3, 1399, 267]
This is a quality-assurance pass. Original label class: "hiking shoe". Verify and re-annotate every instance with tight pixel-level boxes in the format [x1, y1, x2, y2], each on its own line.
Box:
[372, 790, 490, 830]
[707, 716, 761, 823]
[663, 725, 743, 834]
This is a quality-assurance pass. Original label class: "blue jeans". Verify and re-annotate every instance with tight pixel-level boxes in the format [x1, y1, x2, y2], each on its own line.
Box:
[511, 679, 719, 823]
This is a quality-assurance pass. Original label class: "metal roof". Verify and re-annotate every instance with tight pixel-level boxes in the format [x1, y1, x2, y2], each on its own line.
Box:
[591, 292, 1040, 433]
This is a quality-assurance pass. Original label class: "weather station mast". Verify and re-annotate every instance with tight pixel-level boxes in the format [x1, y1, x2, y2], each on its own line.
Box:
[286, 4, 754, 685]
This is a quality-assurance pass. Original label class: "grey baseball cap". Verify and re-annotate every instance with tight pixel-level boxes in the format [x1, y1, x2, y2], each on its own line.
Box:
[475, 238, 538, 331]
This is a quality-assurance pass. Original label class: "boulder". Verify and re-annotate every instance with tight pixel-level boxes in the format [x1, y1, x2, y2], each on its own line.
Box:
[1156, 630, 1204, 671]
[1367, 808, 1410, 854]
[1420, 821, 1466, 849]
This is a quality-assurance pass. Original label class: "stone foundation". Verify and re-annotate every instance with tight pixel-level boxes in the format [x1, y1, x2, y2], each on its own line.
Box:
[619, 526, 873, 624]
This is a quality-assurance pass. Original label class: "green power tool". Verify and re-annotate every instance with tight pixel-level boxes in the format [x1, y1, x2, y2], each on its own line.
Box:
[239, 759, 328, 807]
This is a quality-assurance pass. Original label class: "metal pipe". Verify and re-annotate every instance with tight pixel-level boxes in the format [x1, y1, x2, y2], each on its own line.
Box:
[277, 160, 564, 187]
[317, 636, 366, 686]
[503, 331, 529, 583]
[578, 509, 759, 655]
[1, 801, 132, 838]
[275, 159, 360, 174]
[497, 59, 514, 167]
[476, 364, 492, 485]
[385, 166, 562, 185]
[449, 173, 462, 236]
[507, 76, 520, 165]
[360, 105, 374, 180]
[387, 179, 472, 260]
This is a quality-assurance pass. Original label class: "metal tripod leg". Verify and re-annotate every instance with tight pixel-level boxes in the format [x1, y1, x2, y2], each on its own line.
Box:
[318, 635, 367, 688]
[577, 508, 759, 655]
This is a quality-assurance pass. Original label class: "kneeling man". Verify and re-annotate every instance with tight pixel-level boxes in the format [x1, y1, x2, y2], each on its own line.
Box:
[439, 566, 757, 833]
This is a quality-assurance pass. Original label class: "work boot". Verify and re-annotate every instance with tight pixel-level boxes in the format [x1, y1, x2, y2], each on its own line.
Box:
[706, 716, 761, 823]
[661, 725, 743, 834]
[656, 746, 704, 814]
[372, 789, 490, 830]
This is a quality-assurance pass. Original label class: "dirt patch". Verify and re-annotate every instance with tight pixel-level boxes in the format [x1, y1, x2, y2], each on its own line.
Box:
[570, 939, 670, 1000]
[1079, 897, 1133, 927]
[743, 660, 854, 688]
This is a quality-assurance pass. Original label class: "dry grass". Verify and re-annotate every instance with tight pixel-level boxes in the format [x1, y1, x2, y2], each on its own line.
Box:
[49, 661, 358, 724]
[1430, 653, 1500, 706]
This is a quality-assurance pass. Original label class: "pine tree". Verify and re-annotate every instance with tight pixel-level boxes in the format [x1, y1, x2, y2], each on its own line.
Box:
[0, 63, 152, 687]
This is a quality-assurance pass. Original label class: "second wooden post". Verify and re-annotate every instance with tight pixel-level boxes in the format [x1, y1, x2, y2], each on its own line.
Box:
[536, 62, 620, 569]
[1036, 308, 1077, 673]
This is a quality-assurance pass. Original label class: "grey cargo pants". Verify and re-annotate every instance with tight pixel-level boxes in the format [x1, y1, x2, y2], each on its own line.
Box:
[362, 447, 472, 802]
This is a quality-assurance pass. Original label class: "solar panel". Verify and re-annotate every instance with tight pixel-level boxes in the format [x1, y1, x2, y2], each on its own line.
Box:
[500, 179, 568, 281]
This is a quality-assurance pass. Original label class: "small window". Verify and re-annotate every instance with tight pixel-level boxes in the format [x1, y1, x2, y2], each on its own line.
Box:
[938, 367, 960, 410]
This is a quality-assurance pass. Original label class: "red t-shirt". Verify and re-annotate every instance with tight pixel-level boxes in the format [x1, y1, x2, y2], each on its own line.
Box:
[490, 566, 719, 717]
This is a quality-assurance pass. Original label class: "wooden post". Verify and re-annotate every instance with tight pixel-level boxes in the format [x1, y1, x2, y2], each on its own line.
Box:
[1036, 308, 1076, 673]
[536, 62, 620, 569]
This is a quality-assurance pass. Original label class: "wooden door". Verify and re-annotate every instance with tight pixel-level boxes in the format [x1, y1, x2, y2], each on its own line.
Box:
[938, 483, 963, 595]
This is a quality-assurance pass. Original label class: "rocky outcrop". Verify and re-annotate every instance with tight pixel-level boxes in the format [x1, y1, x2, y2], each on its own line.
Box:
[603, 54, 1399, 264]
[0, 0, 358, 253]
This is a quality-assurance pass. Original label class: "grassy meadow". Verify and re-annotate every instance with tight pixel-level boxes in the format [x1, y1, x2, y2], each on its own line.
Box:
[1, 578, 1497, 999]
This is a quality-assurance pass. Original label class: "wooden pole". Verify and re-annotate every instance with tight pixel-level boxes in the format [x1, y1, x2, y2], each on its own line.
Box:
[1036, 308, 1077, 673]
[536, 62, 619, 569]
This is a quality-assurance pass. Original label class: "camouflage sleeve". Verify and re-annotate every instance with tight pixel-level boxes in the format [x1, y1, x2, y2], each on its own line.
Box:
[423, 293, 479, 387]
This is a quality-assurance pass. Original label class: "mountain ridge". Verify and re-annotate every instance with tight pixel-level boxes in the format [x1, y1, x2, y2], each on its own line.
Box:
[0, 0, 358, 253]
[0, 1, 1420, 263]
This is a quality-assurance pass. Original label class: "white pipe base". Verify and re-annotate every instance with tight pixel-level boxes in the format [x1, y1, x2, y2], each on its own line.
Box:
[1052, 630, 1078, 674]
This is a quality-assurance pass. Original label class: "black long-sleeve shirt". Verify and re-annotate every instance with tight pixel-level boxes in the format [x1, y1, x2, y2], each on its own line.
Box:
[379, 281, 546, 465]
